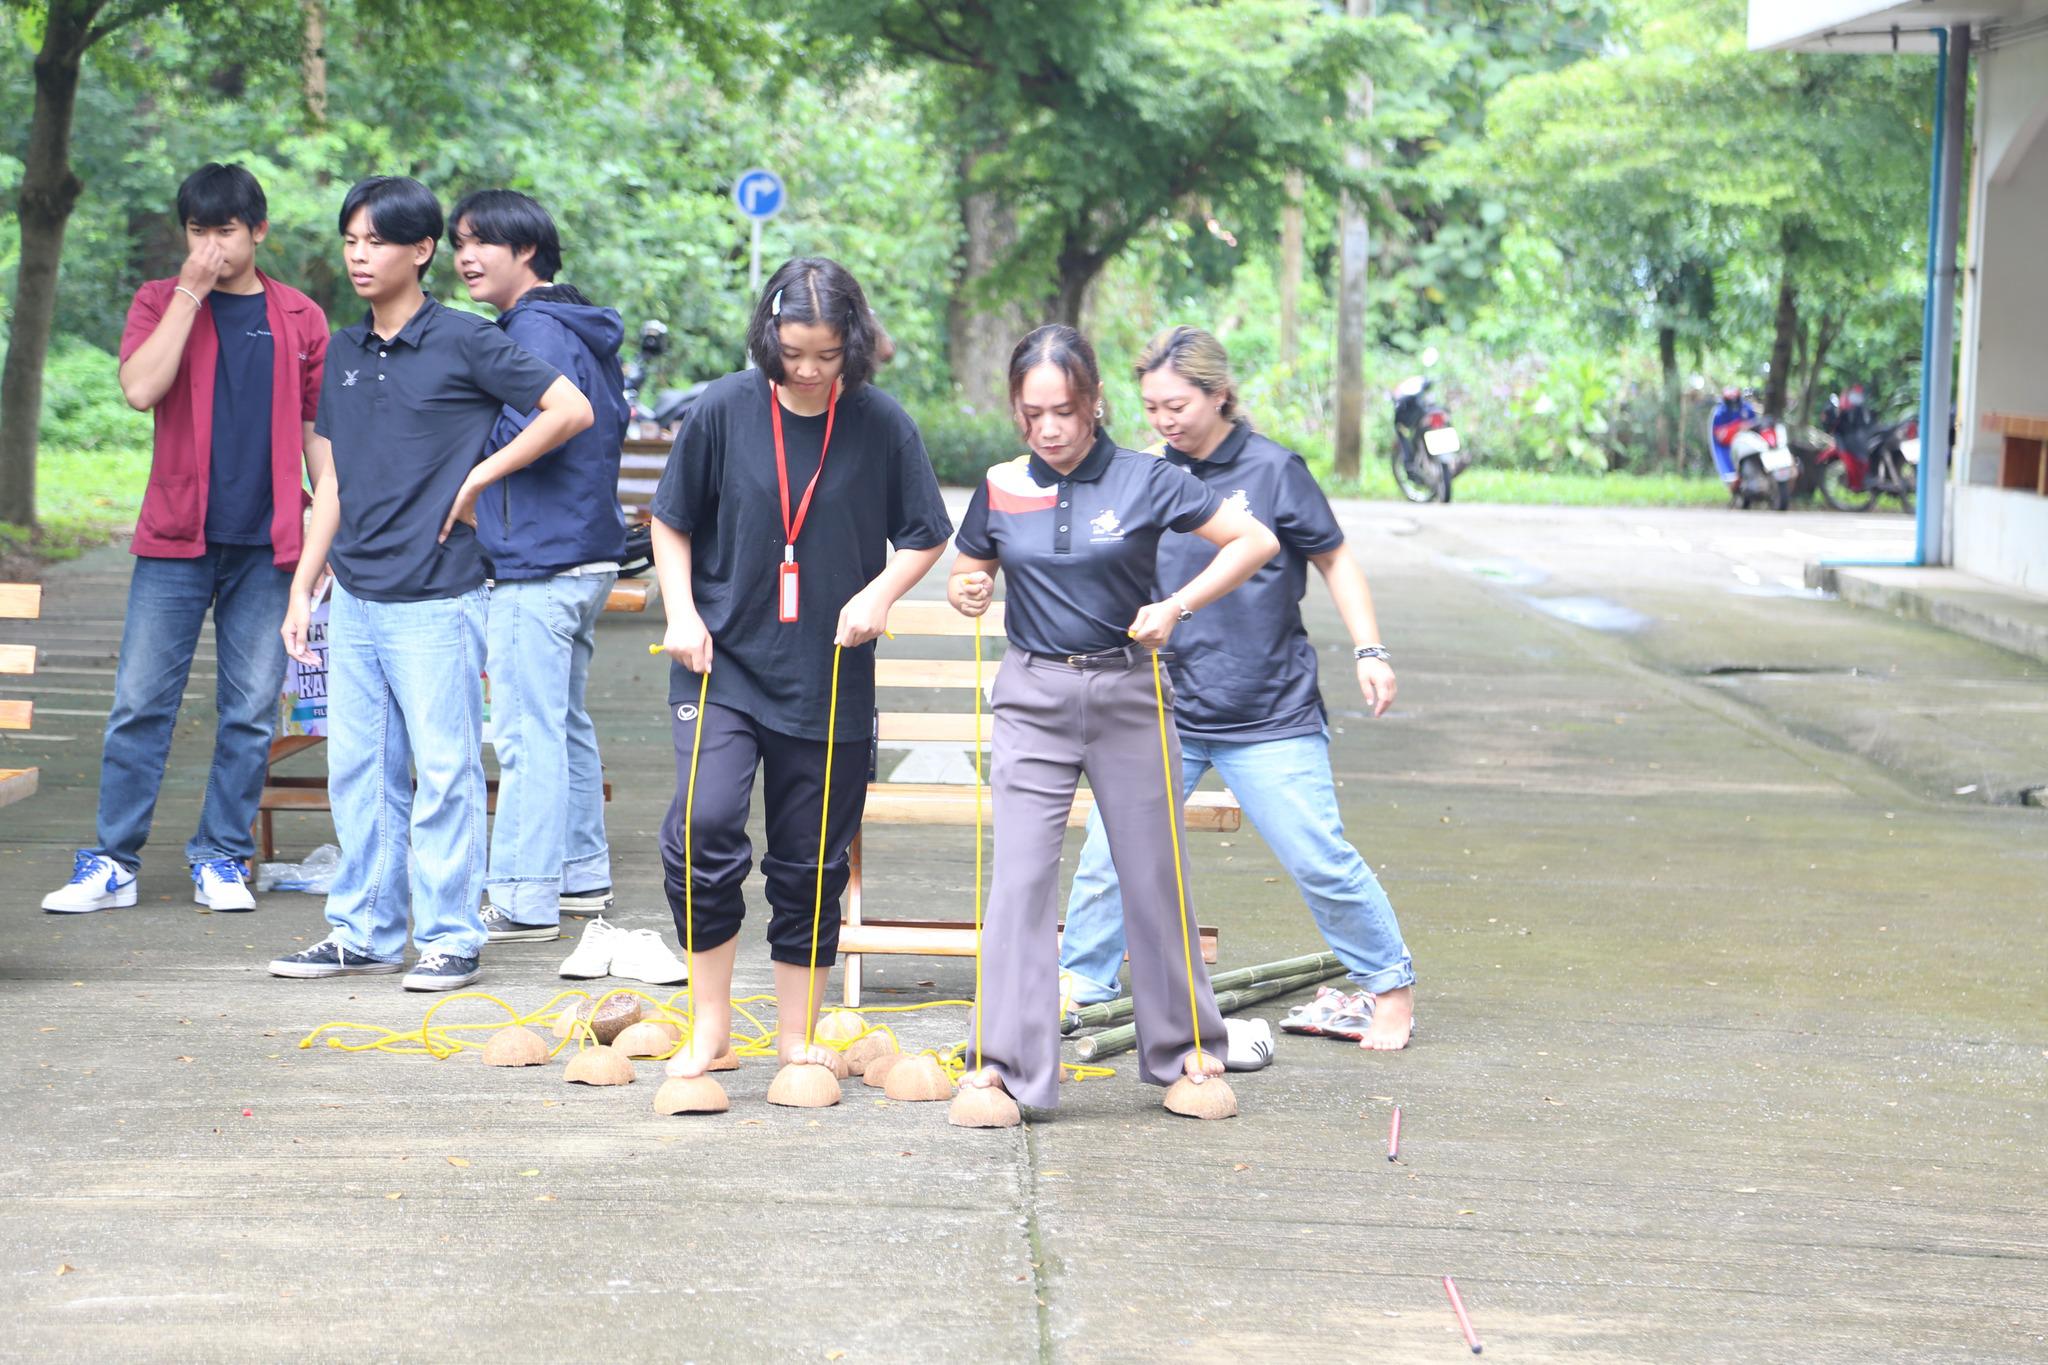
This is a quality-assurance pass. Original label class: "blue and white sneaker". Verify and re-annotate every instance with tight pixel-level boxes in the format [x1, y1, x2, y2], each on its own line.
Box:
[402, 952, 482, 992]
[191, 858, 257, 912]
[42, 851, 138, 914]
[268, 937, 404, 978]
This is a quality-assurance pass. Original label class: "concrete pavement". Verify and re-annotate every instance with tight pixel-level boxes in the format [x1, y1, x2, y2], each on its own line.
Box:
[3, 504, 2044, 1362]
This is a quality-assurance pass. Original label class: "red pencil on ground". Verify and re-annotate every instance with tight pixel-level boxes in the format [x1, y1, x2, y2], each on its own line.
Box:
[1443, 1275, 1483, 1354]
[1387, 1105, 1402, 1161]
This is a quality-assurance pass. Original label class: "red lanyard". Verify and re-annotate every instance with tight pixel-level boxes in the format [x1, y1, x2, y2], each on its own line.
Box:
[769, 376, 838, 557]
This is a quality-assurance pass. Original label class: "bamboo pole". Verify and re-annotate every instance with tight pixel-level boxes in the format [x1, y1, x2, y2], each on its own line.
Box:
[1072, 970, 1335, 1062]
[1061, 951, 1343, 1034]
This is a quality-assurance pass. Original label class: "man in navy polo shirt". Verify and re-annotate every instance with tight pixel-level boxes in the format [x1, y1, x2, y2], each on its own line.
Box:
[267, 176, 593, 992]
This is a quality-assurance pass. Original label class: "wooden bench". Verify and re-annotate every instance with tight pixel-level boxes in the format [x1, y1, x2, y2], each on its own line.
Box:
[0, 581, 42, 809]
[839, 598, 1240, 1006]
[1985, 412, 2048, 496]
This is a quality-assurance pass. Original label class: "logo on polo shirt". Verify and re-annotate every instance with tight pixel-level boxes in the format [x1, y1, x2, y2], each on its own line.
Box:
[986, 458, 1057, 514]
[342, 369, 360, 387]
[1225, 488, 1252, 517]
[1089, 508, 1124, 541]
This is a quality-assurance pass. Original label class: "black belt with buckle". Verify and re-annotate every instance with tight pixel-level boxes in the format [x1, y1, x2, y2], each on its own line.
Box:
[1036, 646, 1174, 670]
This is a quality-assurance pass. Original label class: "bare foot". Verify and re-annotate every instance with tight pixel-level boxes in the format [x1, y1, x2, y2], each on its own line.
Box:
[963, 1066, 1010, 1093]
[1360, 986, 1414, 1051]
[1182, 1048, 1225, 1083]
[778, 1035, 836, 1069]
[665, 1009, 731, 1078]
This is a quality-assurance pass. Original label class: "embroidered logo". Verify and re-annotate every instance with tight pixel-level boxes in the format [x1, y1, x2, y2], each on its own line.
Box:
[675, 703, 699, 723]
[342, 369, 360, 387]
[1224, 488, 1252, 517]
[1089, 508, 1124, 542]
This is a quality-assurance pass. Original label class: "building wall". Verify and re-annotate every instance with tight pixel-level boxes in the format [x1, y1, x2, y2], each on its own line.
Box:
[1956, 486, 2048, 591]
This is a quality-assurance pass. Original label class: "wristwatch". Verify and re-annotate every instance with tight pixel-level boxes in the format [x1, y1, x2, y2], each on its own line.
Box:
[1354, 644, 1391, 662]
[1170, 593, 1195, 623]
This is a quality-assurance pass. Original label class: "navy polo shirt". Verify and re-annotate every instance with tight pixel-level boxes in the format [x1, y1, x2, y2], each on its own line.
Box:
[313, 294, 559, 602]
[203, 289, 275, 546]
[954, 430, 1219, 658]
[651, 370, 953, 742]
[1157, 424, 1346, 741]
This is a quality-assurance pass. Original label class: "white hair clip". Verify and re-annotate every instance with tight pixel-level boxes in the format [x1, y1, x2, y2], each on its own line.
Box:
[771, 288, 783, 317]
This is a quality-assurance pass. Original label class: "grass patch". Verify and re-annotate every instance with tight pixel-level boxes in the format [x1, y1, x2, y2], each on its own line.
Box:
[1320, 464, 1730, 508]
[1, 443, 152, 563]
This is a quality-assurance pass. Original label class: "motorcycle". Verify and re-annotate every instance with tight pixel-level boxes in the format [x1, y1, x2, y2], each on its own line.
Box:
[1815, 387, 1918, 513]
[622, 319, 705, 441]
[1390, 375, 1468, 503]
[1724, 411, 1797, 511]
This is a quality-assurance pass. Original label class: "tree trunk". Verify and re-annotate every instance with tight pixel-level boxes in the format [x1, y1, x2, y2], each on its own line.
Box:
[1050, 254, 1093, 330]
[1797, 313, 1840, 430]
[1656, 324, 1678, 470]
[1765, 252, 1798, 419]
[1280, 169, 1304, 368]
[945, 149, 1030, 414]
[0, 3, 102, 529]
[1333, 0, 1374, 482]
[302, 0, 329, 125]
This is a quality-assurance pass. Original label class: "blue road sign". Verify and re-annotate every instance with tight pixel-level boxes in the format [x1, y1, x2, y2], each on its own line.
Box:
[733, 168, 786, 222]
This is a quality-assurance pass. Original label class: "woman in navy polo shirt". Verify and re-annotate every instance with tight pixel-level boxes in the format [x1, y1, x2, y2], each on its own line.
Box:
[649, 258, 953, 1082]
[1060, 326, 1417, 1050]
[948, 324, 1278, 1112]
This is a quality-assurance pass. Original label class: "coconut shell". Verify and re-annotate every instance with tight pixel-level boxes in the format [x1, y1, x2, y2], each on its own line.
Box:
[553, 993, 643, 1044]
[765, 1061, 842, 1108]
[481, 1025, 550, 1067]
[860, 1051, 902, 1089]
[843, 1032, 895, 1077]
[562, 1044, 636, 1086]
[814, 1010, 868, 1045]
[882, 1054, 954, 1103]
[1162, 1075, 1238, 1120]
[707, 1051, 741, 1073]
[653, 1074, 730, 1115]
[948, 1083, 1022, 1129]
[612, 1020, 683, 1059]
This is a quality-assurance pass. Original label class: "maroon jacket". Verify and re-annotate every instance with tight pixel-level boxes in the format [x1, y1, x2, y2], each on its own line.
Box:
[118, 271, 328, 567]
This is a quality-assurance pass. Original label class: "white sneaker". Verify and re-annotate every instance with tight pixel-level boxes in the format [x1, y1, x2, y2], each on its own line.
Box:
[42, 852, 138, 914]
[191, 858, 257, 912]
[557, 916, 624, 979]
[1224, 1017, 1275, 1072]
[608, 928, 689, 986]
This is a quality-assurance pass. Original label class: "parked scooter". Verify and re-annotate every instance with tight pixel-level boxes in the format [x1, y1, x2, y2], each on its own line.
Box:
[1711, 388, 1795, 511]
[1390, 361, 1468, 503]
[1815, 385, 1918, 513]
[622, 319, 705, 440]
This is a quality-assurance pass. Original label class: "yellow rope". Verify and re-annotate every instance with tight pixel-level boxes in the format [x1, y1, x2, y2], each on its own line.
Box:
[682, 669, 709, 1064]
[971, 611, 986, 1073]
[1150, 649, 1206, 1071]
[801, 644, 842, 1052]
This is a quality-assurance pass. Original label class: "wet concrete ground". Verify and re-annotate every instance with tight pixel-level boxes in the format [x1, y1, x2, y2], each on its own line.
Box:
[4, 504, 2044, 1362]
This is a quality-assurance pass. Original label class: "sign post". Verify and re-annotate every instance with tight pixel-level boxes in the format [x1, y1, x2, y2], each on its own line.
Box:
[733, 168, 787, 294]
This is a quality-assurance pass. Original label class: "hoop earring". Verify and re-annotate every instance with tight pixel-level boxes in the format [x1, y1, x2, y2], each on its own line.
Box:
[1093, 401, 1104, 421]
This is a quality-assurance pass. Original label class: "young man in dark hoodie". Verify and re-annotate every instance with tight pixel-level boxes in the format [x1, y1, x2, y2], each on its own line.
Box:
[446, 190, 664, 972]
[44, 163, 327, 915]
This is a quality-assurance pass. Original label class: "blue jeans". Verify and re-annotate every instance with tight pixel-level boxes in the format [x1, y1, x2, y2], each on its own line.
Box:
[90, 546, 291, 870]
[321, 583, 488, 961]
[484, 572, 615, 924]
[1061, 731, 1415, 1001]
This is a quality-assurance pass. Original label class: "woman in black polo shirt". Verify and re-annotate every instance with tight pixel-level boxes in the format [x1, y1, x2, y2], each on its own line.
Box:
[1060, 326, 1417, 1050]
[649, 258, 952, 1081]
[948, 324, 1278, 1112]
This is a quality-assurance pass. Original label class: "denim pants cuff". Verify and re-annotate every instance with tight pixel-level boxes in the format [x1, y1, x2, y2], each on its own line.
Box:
[1350, 961, 1416, 994]
[485, 879, 561, 926]
[561, 850, 611, 892]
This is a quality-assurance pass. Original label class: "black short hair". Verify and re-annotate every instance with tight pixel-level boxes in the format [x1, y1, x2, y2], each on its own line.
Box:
[337, 176, 444, 280]
[176, 163, 267, 230]
[745, 257, 880, 392]
[447, 189, 563, 280]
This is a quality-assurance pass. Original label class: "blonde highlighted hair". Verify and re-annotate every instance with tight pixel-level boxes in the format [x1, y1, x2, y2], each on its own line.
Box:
[1134, 325, 1240, 422]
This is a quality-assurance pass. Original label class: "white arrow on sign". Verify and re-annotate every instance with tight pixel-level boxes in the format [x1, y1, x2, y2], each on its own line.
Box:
[733, 168, 786, 222]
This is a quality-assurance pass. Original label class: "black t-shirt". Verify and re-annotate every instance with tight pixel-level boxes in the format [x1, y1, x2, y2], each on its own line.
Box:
[204, 289, 275, 546]
[650, 370, 953, 742]
[953, 431, 1219, 658]
[313, 295, 559, 603]
[1156, 424, 1346, 741]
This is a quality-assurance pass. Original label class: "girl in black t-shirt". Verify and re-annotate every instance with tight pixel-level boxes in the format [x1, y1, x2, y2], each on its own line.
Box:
[648, 258, 952, 1082]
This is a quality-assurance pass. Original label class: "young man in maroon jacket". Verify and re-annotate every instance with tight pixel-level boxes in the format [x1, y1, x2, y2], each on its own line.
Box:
[43, 163, 328, 915]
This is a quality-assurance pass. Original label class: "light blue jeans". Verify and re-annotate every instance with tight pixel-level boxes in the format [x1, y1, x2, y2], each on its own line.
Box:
[1061, 730, 1414, 1002]
[484, 572, 615, 924]
[321, 583, 488, 962]
[91, 546, 291, 869]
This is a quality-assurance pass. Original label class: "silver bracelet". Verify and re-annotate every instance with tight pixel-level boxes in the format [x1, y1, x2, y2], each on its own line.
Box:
[174, 285, 205, 310]
[1354, 644, 1391, 662]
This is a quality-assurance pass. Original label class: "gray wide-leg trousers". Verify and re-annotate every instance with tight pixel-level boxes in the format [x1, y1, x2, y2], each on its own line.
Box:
[974, 649, 1226, 1109]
